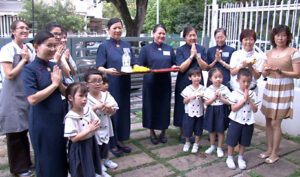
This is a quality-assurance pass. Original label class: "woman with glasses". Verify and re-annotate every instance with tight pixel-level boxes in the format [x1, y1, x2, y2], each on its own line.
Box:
[96, 18, 137, 157]
[44, 22, 72, 81]
[0, 20, 34, 177]
[229, 29, 265, 91]
[21, 30, 68, 177]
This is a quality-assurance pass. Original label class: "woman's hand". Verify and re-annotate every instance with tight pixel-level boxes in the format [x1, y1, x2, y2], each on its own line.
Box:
[53, 45, 64, 64]
[64, 49, 70, 62]
[171, 65, 180, 69]
[106, 68, 122, 76]
[190, 43, 197, 58]
[20, 45, 30, 63]
[241, 60, 249, 68]
[215, 49, 222, 62]
[51, 65, 62, 87]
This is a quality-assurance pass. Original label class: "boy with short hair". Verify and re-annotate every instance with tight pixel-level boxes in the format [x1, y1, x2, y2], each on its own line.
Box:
[181, 67, 205, 153]
[84, 68, 119, 177]
[226, 68, 259, 170]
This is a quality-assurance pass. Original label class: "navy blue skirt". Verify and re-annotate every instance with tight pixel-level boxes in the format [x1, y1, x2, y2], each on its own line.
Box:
[204, 105, 230, 133]
[68, 137, 102, 177]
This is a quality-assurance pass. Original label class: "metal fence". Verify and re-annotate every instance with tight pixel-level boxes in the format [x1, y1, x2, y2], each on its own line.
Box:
[204, 0, 300, 51]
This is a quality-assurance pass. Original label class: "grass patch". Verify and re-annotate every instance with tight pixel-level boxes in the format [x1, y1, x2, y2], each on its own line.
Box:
[132, 110, 142, 124]
[134, 110, 142, 119]
[288, 169, 300, 177]
[109, 161, 158, 176]
[249, 172, 264, 177]
[285, 156, 300, 165]
[131, 128, 147, 133]
[282, 134, 300, 143]
[0, 163, 9, 171]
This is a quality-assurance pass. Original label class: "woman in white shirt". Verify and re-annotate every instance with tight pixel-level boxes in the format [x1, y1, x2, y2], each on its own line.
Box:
[0, 20, 34, 177]
[229, 29, 266, 91]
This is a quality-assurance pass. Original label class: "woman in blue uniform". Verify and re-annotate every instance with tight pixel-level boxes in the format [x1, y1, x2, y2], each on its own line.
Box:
[207, 28, 235, 87]
[173, 27, 209, 143]
[96, 18, 137, 156]
[139, 24, 178, 144]
[21, 31, 68, 177]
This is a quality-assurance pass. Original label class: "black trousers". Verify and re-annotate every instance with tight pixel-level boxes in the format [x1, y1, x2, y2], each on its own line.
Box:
[6, 130, 32, 174]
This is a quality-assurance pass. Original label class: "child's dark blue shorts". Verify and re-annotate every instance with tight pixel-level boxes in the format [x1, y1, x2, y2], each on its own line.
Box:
[226, 120, 254, 147]
[182, 114, 203, 138]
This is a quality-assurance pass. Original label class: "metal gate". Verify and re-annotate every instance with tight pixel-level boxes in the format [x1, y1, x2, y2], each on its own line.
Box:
[203, 0, 300, 51]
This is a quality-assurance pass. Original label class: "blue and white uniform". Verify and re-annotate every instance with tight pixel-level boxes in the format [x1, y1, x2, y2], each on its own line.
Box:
[64, 107, 102, 177]
[203, 84, 231, 133]
[181, 84, 205, 137]
[226, 90, 260, 147]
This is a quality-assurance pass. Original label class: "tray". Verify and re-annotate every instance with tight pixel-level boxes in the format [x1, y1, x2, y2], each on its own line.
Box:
[120, 70, 151, 75]
[151, 68, 180, 73]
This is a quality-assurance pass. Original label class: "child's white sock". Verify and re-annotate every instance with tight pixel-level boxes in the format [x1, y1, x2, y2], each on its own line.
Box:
[227, 155, 234, 159]
[238, 155, 244, 160]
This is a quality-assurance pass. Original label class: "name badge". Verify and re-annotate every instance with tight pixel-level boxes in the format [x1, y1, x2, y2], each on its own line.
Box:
[123, 48, 130, 53]
[222, 52, 229, 57]
[163, 51, 170, 56]
[197, 53, 201, 58]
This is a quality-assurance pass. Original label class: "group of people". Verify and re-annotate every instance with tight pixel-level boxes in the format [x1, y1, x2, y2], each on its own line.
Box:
[0, 17, 299, 177]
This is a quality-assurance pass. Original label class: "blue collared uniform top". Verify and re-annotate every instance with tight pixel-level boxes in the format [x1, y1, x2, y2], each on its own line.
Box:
[207, 45, 235, 86]
[95, 38, 137, 143]
[96, 38, 137, 70]
[139, 42, 176, 68]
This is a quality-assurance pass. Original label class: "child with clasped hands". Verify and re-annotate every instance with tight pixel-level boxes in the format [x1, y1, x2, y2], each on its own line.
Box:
[64, 83, 102, 177]
[181, 67, 205, 153]
[226, 68, 259, 170]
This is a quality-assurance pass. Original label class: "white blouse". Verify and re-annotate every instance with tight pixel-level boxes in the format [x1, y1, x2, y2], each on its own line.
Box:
[86, 92, 119, 145]
[64, 107, 99, 140]
[181, 84, 205, 117]
[203, 84, 231, 106]
[229, 49, 266, 91]
[228, 89, 260, 125]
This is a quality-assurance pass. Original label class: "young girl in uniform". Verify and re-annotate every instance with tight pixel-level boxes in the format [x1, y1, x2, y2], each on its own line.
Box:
[181, 67, 205, 153]
[64, 83, 102, 177]
[84, 69, 118, 177]
[203, 68, 231, 158]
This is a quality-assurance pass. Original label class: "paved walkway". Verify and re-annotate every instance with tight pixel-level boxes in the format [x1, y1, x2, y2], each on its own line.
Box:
[0, 118, 300, 177]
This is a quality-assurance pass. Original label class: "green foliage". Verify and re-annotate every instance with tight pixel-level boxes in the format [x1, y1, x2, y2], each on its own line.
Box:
[19, 0, 88, 33]
[102, 1, 121, 18]
[143, 0, 205, 34]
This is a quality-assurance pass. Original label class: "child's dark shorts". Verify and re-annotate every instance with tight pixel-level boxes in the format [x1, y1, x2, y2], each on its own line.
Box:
[226, 120, 254, 147]
[182, 114, 203, 138]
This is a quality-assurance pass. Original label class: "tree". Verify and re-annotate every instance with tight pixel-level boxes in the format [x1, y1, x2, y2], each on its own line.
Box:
[143, 0, 205, 34]
[19, 0, 88, 33]
[100, 0, 148, 37]
[102, 1, 121, 19]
